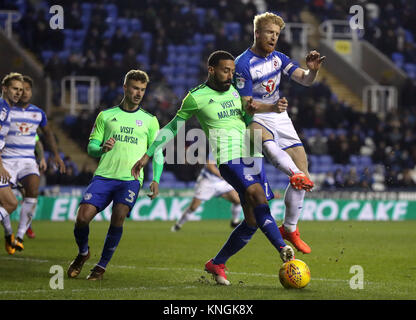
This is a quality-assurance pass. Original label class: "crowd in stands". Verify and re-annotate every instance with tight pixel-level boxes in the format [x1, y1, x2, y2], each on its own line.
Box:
[2, 0, 416, 190]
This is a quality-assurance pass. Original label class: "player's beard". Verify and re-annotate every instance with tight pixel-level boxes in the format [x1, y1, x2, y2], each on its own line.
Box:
[213, 75, 231, 92]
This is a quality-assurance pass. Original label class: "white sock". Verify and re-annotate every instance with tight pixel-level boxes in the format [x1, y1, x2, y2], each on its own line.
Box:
[231, 203, 242, 222]
[0, 207, 8, 223]
[177, 207, 194, 227]
[16, 198, 37, 240]
[1, 213, 13, 236]
[263, 141, 301, 176]
[283, 184, 306, 233]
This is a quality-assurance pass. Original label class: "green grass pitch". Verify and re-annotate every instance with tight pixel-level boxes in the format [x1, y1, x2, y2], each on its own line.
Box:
[0, 219, 415, 300]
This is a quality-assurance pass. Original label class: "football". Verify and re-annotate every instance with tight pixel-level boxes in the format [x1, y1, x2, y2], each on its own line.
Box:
[279, 259, 311, 289]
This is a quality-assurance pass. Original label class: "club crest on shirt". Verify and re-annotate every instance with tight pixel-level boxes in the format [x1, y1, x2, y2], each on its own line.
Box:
[232, 91, 239, 98]
[235, 76, 245, 89]
[245, 174, 254, 181]
[136, 120, 143, 126]
[16, 122, 33, 135]
[84, 193, 92, 201]
[262, 79, 276, 94]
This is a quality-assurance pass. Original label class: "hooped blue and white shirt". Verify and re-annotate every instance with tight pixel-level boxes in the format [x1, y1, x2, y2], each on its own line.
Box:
[234, 48, 299, 105]
[2, 104, 47, 160]
[0, 98, 11, 150]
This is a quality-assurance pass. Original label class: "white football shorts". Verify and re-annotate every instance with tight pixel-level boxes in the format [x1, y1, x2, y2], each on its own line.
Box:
[194, 174, 234, 201]
[0, 158, 40, 188]
[252, 111, 303, 150]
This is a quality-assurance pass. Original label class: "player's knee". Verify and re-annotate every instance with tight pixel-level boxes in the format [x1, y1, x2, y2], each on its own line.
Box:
[245, 187, 267, 207]
[4, 198, 18, 213]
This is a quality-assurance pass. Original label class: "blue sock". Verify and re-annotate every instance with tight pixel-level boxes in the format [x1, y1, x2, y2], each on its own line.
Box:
[97, 225, 123, 269]
[213, 220, 257, 265]
[253, 204, 287, 251]
[74, 225, 89, 255]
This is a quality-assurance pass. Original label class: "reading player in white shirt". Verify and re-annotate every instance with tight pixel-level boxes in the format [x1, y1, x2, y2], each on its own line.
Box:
[1, 75, 65, 252]
[234, 12, 325, 254]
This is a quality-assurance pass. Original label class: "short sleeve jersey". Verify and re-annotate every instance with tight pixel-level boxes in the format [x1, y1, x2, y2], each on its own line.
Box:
[234, 49, 298, 104]
[2, 104, 47, 159]
[177, 83, 261, 165]
[90, 105, 160, 183]
[0, 98, 11, 150]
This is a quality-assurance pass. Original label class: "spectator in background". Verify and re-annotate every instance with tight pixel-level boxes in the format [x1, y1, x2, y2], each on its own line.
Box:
[322, 171, 336, 190]
[308, 131, 328, 155]
[397, 169, 416, 188]
[359, 167, 374, 190]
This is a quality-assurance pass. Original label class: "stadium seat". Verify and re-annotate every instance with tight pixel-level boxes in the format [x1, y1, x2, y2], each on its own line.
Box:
[116, 18, 129, 34]
[41, 50, 54, 63]
[130, 18, 142, 32]
[195, 8, 206, 27]
[136, 54, 149, 66]
[193, 33, 203, 43]
[392, 52, 405, 68]
[319, 155, 333, 165]
[202, 34, 216, 44]
[76, 85, 89, 104]
[58, 50, 70, 60]
[141, 32, 153, 54]
[404, 63, 416, 79]
[105, 4, 118, 19]
[176, 45, 188, 55]
[112, 53, 123, 62]
[225, 22, 241, 40]
[349, 155, 360, 165]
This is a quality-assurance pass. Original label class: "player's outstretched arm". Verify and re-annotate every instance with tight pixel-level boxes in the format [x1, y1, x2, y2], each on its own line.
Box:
[291, 50, 326, 86]
[131, 114, 186, 180]
[242, 96, 288, 114]
[41, 124, 66, 174]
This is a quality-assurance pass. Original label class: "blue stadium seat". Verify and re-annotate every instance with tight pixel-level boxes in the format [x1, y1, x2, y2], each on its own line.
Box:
[105, 4, 118, 19]
[349, 155, 360, 165]
[359, 156, 373, 166]
[176, 54, 189, 65]
[189, 44, 203, 54]
[195, 8, 206, 27]
[193, 33, 203, 43]
[41, 50, 54, 62]
[112, 53, 123, 62]
[186, 67, 199, 76]
[140, 32, 152, 53]
[160, 171, 176, 182]
[116, 18, 129, 34]
[173, 86, 186, 98]
[160, 65, 174, 75]
[392, 52, 404, 68]
[202, 34, 216, 44]
[404, 63, 416, 79]
[76, 85, 89, 104]
[323, 128, 335, 136]
[175, 66, 187, 75]
[308, 154, 318, 166]
[58, 50, 70, 60]
[319, 155, 333, 165]
[225, 22, 241, 40]
[176, 45, 188, 55]
[130, 18, 142, 32]
[136, 54, 149, 66]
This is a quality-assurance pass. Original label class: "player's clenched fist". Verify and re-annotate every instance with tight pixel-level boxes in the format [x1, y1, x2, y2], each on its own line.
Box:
[305, 50, 325, 71]
[102, 137, 116, 153]
[131, 153, 150, 180]
[275, 97, 288, 113]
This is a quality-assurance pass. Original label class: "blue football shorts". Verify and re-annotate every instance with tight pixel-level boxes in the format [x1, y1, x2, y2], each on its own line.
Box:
[80, 175, 141, 216]
[219, 157, 274, 205]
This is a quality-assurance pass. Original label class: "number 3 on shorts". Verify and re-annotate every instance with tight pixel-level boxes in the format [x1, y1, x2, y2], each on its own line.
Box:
[125, 190, 136, 203]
